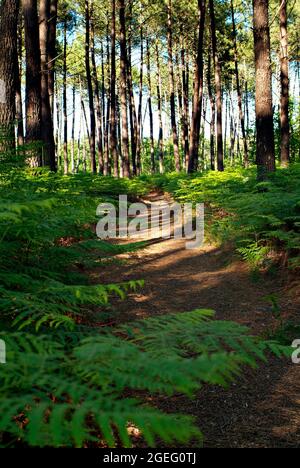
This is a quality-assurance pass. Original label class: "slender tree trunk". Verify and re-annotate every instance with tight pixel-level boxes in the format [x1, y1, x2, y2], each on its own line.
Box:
[201, 96, 207, 167]
[23, 0, 42, 164]
[253, 0, 275, 179]
[127, 2, 138, 175]
[188, 0, 206, 173]
[48, 0, 57, 115]
[181, 35, 190, 169]
[104, 26, 111, 175]
[55, 78, 60, 165]
[71, 83, 75, 172]
[230, 0, 248, 167]
[110, 0, 119, 177]
[136, 26, 144, 175]
[279, 0, 290, 167]
[146, 39, 155, 173]
[39, 0, 56, 171]
[207, 52, 215, 170]
[85, 0, 97, 173]
[176, 51, 184, 161]
[16, 14, 24, 146]
[101, 41, 106, 170]
[0, 0, 19, 152]
[167, 0, 180, 172]
[118, 0, 130, 177]
[116, 92, 123, 175]
[63, 19, 68, 174]
[91, 10, 104, 173]
[156, 42, 164, 174]
[209, 0, 224, 171]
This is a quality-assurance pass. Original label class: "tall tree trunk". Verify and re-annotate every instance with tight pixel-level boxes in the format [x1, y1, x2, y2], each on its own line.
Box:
[253, 0, 275, 179]
[71, 83, 75, 172]
[48, 0, 57, 115]
[207, 52, 215, 170]
[188, 0, 206, 173]
[146, 39, 155, 173]
[176, 51, 184, 159]
[16, 14, 24, 146]
[156, 42, 164, 174]
[0, 0, 19, 152]
[118, 0, 130, 177]
[104, 26, 111, 175]
[101, 41, 106, 168]
[127, 1, 138, 175]
[167, 0, 180, 172]
[209, 0, 224, 171]
[279, 0, 290, 167]
[180, 34, 190, 169]
[85, 0, 97, 173]
[91, 10, 104, 173]
[63, 18, 68, 174]
[39, 0, 56, 171]
[23, 0, 42, 164]
[200, 96, 207, 167]
[136, 25, 144, 175]
[110, 0, 119, 177]
[55, 78, 60, 165]
[230, 0, 248, 167]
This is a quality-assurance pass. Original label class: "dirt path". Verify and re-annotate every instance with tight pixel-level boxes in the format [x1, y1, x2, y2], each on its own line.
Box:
[91, 193, 300, 448]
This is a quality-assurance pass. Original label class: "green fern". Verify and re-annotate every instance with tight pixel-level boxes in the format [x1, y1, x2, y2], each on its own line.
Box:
[0, 311, 289, 448]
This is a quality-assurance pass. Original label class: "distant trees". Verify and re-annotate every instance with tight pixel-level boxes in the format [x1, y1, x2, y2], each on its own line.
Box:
[0, 0, 298, 177]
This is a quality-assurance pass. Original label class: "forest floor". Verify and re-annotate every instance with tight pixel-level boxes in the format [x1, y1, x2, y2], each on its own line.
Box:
[91, 192, 300, 448]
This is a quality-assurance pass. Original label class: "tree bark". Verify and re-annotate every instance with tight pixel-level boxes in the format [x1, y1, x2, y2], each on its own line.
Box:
[71, 83, 75, 172]
[22, 0, 42, 164]
[104, 28, 111, 175]
[167, 0, 180, 172]
[91, 8, 104, 173]
[118, 0, 130, 177]
[16, 14, 24, 147]
[146, 39, 155, 173]
[230, 0, 248, 167]
[110, 0, 119, 177]
[180, 35, 190, 170]
[136, 26, 144, 175]
[39, 0, 56, 171]
[253, 0, 275, 179]
[63, 18, 68, 174]
[207, 52, 215, 171]
[85, 0, 97, 173]
[127, 1, 138, 175]
[0, 0, 19, 152]
[48, 0, 57, 115]
[188, 0, 206, 173]
[156, 42, 164, 174]
[209, 0, 224, 171]
[279, 0, 290, 167]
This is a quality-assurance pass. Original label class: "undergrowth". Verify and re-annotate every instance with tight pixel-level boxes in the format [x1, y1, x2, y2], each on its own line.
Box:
[147, 164, 300, 272]
[0, 165, 290, 447]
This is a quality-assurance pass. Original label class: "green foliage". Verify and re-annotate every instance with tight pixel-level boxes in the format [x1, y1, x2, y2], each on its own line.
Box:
[0, 311, 288, 448]
[0, 167, 290, 447]
[149, 164, 300, 271]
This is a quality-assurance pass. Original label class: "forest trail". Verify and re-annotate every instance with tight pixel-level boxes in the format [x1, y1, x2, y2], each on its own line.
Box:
[91, 193, 300, 448]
